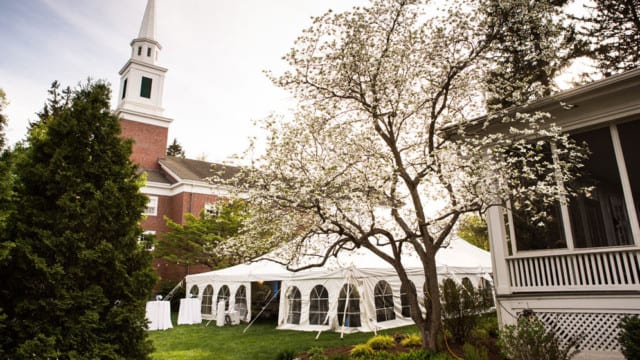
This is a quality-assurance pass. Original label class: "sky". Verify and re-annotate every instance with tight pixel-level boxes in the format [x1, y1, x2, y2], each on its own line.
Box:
[0, 0, 367, 164]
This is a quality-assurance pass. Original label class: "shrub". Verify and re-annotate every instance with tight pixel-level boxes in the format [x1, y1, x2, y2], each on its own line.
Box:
[498, 316, 580, 360]
[477, 313, 499, 337]
[396, 349, 434, 360]
[400, 333, 422, 348]
[350, 344, 375, 359]
[274, 349, 296, 360]
[468, 328, 490, 347]
[307, 346, 328, 360]
[370, 350, 394, 360]
[440, 278, 483, 343]
[367, 335, 395, 350]
[463, 343, 488, 360]
[329, 355, 349, 360]
[619, 316, 640, 359]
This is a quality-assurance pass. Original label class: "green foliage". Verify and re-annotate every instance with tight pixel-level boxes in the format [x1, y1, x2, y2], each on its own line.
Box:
[498, 316, 580, 360]
[166, 137, 186, 158]
[308, 346, 329, 360]
[350, 343, 375, 359]
[463, 343, 488, 360]
[395, 349, 434, 360]
[367, 335, 395, 350]
[329, 355, 349, 360]
[155, 200, 248, 269]
[0, 80, 156, 358]
[440, 278, 484, 344]
[457, 215, 489, 251]
[274, 349, 297, 360]
[619, 316, 640, 359]
[578, 0, 640, 75]
[400, 333, 422, 348]
[476, 312, 499, 337]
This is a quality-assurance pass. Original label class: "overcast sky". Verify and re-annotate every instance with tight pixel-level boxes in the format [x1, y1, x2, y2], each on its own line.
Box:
[0, 0, 367, 164]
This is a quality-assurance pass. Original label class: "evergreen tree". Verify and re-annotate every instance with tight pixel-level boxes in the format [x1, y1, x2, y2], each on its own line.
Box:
[0, 88, 13, 357]
[578, 0, 640, 75]
[483, 0, 584, 110]
[166, 138, 186, 158]
[0, 81, 156, 358]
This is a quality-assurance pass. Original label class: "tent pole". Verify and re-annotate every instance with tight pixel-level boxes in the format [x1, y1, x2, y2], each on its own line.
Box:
[340, 270, 353, 339]
[243, 287, 280, 334]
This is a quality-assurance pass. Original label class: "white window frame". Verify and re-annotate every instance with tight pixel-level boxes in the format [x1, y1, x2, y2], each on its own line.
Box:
[143, 196, 158, 216]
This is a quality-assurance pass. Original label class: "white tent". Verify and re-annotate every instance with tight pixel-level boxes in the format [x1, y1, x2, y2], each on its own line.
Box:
[185, 236, 492, 333]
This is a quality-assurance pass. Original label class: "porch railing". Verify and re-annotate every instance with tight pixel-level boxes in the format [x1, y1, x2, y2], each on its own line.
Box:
[507, 248, 640, 292]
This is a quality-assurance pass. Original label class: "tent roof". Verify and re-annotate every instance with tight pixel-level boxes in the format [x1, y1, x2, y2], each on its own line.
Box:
[186, 237, 491, 283]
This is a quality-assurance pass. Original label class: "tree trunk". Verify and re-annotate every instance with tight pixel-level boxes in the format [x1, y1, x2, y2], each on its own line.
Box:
[422, 245, 443, 350]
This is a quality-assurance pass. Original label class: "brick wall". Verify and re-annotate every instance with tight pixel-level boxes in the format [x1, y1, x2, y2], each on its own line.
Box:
[120, 118, 168, 170]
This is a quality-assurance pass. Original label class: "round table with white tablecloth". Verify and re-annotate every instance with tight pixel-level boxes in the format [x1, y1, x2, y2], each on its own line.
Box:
[177, 297, 202, 325]
[145, 300, 173, 331]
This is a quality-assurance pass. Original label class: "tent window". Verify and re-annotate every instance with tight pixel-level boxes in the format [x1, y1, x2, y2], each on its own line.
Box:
[374, 281, 396, 322]
[400, 281, 415, 318]
[286, 287, 302, 324]
[235, 285, 248, 321]
[309, 285, 329, 325]
[189, 285, 199, 298]
[217, 285, 230, 311]
[338, 284, 361, 327]
[201, 285, 214, 314]
[478, 278, 494, 308]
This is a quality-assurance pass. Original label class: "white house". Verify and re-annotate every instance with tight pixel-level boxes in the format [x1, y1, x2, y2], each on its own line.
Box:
[485, 68, 640, 359]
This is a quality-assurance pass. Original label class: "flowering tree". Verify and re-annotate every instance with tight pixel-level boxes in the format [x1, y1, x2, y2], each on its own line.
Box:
[222, 0, 585, 350]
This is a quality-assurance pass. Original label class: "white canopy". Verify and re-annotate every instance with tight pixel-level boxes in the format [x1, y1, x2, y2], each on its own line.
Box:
[185, 236, 492, 333]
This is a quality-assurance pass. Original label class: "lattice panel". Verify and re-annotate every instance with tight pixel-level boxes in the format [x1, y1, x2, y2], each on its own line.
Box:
[536, 312, 633, 352]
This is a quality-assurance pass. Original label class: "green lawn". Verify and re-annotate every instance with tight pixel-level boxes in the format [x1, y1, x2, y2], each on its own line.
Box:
[148, 316, 417, 360]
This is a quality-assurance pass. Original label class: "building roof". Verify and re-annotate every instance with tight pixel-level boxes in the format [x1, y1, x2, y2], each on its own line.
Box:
[158, 156, 241, 184]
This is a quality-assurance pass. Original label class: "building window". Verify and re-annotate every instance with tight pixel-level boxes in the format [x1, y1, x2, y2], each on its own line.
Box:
[147, 47, 152, 57]
[568, 127, 634, 247]
[137, 46, 142, 56]
[337, 283, 361, 327]
[286, 286, 301, 325]
[204, 203, 218, 217]
[506, 121, 639, 251]
[122, 78, 128, 99]
[309, 285, 329, 325]
[201, 285, 214, 315]
[139, 230, 155, 251]
[235, 285, 248, 321]
[374, 280, 395, 322]
[400, 281, 415, 318]
[143, 196, 158, 216]
[140, 76, 152, 99]
[217, 285, 230, 311]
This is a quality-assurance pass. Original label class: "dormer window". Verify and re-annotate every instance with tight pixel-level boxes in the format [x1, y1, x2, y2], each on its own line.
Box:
[147, 47, 152, 57]
[140, 76, 152, 98]
[137, 46, 142, 56]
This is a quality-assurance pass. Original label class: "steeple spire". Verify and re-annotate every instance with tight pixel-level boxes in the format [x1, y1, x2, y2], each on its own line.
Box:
[137, 0, 157, 41]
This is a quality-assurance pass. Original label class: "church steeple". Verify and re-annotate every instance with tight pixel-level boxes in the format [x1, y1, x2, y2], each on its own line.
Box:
[116, 0, 172, 170]
[130, 0, 161, 66]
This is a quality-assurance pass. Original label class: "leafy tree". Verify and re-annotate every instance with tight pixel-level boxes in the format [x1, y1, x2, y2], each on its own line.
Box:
[457, 215, 489, 251]
[166, 137, 186, 158]
[0, 88, 12, 356]
[154, 200, 248, 270]
[0, 81, 156, 358]
[578, 0, 640, 76]
[221, 0, 585, 350]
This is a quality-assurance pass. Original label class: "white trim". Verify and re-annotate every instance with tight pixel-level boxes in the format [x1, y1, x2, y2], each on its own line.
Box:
[141, 180, 238, 198]
[116, 107, 173, 128]
[143, 195, 158, 216]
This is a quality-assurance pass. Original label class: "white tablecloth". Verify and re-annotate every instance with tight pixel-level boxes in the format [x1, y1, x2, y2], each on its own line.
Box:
[177, 298, 202, 325]
[145, 301, 173, 331]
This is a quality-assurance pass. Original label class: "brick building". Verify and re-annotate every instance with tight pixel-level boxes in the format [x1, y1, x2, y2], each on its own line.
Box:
[115, 0, 238, 282]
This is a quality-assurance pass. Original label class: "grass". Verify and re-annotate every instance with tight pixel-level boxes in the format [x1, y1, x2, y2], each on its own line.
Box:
[148, 315, 418, 360]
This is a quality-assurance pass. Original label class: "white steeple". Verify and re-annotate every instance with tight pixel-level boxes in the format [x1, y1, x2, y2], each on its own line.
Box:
[116, 0, 172, 127]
